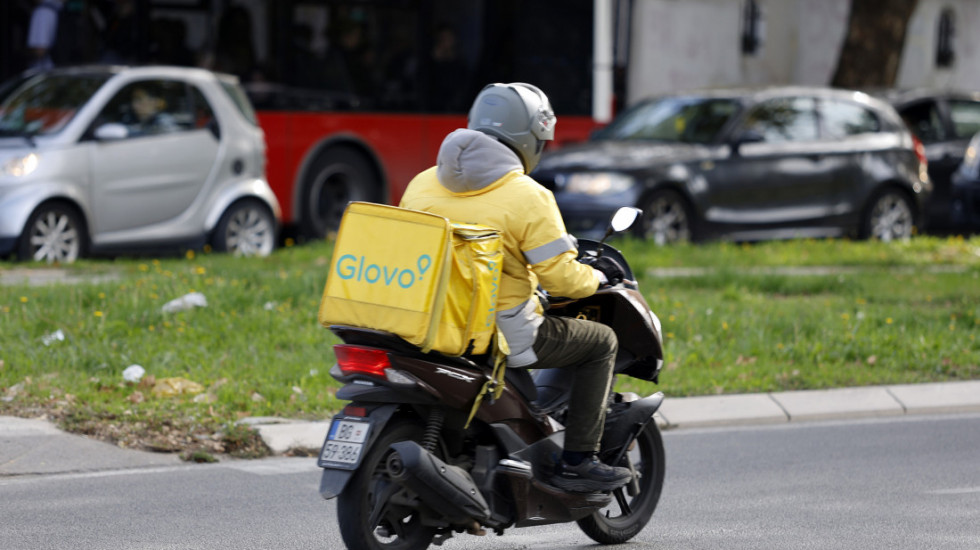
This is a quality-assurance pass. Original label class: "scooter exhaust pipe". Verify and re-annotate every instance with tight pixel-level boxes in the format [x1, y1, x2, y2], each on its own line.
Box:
[387, 441, 491, 524]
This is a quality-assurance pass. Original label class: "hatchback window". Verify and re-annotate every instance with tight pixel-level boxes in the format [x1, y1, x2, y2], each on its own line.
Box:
[898, 101, 946, 144]
[947, 100, 980, 139]
[820, 100, 880, 138]
[741, 97, 818, 143]
[594, 97, 738, 144]
[95, 80, 196, 138]
[0, 74, 110, 136]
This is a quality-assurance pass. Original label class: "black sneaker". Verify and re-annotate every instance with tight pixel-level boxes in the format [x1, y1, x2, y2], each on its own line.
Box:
[551, 456, 632, 493]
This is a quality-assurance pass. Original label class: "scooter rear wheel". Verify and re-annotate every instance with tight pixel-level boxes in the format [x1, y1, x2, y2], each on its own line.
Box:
[577, 421, 666, 544]
[337, 420, 436, 550]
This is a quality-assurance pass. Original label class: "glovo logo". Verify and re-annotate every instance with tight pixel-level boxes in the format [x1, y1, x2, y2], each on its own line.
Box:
[335, 253, 432, 289]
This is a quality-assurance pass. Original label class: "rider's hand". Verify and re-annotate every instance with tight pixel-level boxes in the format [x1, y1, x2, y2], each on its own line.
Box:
[580, 255, 625, 286]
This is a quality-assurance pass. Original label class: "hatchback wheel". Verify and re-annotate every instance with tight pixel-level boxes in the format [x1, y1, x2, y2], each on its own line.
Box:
[18, 203, 86, 263]
[861, 190, 914, 242]
[212, 200, 276, 256]
[638, 189, 695, 245]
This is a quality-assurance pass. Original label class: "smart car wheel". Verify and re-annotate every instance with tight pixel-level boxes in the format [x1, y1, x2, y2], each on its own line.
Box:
[212, 200, 276, 256]
[300, 147, 379, 240]
[17, 202, 87, 264]
[861, 190, 914, 242]
[637, 189, 695, 245]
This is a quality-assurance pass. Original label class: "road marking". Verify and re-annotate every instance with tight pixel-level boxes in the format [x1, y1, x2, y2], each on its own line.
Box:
[0, 464, 196, 486]
[0, 457, 317, 486]
[927, 487, 980, 495]
[222, 457, 319, 475]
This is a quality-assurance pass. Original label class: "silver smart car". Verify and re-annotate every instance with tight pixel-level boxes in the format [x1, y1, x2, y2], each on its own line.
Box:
[0, 65, 280, 263]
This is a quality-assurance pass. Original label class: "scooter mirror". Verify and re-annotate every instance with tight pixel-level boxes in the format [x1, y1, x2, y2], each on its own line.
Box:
[611, 206, 642, 233]
[597, 206, 643, 250]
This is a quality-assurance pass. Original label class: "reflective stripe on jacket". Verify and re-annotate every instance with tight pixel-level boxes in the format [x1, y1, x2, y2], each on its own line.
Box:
[400, 129, 598, 366]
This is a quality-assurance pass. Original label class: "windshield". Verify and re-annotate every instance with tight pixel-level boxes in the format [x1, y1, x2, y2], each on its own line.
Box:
[0, 74, 110, 137]
[594, 97, 740, 144]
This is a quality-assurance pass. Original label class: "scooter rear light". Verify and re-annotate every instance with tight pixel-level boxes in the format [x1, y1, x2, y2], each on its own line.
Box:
[334, 345, 391, 378]
[343, 405, 368, 417]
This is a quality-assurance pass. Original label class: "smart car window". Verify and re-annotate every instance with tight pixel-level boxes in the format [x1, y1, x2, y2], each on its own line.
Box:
[0, 74, 109, 136]
[594, 97, 738, 143]
[948, 100, 980, 139]
[96, 80, 194, 138]
[821, 100, 880, 139]
[189, 86, 217, 130]
[742, 97, 818, 143]
[898, 101, 945, 144]
[219, 80, 258, 126]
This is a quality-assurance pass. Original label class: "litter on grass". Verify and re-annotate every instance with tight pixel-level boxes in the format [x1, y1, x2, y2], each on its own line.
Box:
[152, 377, 204, 397]
[122, 364, 146, 383]
[161, 292, 208, 314]
[41, 329, 65, 346]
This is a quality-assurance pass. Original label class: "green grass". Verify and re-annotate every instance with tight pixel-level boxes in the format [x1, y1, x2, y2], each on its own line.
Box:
[614, 237, 980, 397]
[2, 236, 979, 454]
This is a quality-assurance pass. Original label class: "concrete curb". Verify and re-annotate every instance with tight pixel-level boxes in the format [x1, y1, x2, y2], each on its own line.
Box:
[250, 380, 980, 454]
[0, 416, 182, 476]
[237, 417, 332, 455]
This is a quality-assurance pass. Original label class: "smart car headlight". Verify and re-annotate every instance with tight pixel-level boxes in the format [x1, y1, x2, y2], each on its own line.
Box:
[2, 153, 40, 177]
[561, 172, 635, 195]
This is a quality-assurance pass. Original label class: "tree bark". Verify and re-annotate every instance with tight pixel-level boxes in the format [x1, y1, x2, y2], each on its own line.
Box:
[831, 0, 919, 88]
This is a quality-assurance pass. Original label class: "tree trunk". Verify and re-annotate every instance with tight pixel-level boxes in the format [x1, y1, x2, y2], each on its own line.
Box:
[831, 0, 919, 88]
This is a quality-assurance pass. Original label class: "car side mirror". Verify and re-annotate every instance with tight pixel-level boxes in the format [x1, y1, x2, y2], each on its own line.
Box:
[734, 129, 764, 145]
[730, 129, 764, 155]
[93, 123, 129, 141]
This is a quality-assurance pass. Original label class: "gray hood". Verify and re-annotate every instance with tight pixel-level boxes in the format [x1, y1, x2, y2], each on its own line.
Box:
[436, 129, 523, 194]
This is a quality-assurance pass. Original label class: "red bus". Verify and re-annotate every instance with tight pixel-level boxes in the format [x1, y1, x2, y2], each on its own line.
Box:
[0, 0, 629, 239]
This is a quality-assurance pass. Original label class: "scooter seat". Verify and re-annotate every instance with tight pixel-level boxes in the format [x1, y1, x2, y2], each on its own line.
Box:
[504, 368, 539, 404]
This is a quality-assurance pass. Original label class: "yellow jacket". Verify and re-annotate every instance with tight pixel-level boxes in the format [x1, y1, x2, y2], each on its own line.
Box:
[400, 129, 599, 366]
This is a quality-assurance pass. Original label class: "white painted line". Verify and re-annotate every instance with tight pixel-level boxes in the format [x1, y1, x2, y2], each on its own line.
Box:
[222, 457, 319, 475]
[926, 487, 980, 495]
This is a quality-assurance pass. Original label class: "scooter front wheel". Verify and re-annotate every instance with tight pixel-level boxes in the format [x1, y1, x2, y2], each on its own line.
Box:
[577, 421, 666, 544]
[337, 420, 436, 550]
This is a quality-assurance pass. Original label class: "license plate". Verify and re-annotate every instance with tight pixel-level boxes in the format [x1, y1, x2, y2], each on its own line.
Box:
[318, 417, 372, 470]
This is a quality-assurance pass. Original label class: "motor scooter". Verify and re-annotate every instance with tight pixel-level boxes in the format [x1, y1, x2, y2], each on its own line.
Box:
[318, 206, 665, 550]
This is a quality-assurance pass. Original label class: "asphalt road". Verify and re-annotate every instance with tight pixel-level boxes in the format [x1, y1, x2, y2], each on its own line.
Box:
[2, 413, 978, 550]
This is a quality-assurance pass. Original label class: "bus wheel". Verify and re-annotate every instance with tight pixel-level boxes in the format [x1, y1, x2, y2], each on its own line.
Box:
[300, 147, 378, 240]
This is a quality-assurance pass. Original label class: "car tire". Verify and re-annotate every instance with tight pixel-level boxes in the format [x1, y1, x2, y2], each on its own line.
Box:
[859, 189, 914, 242]
[637, 189, 697, 245]
[212, 199, 276, 256]
[300, 147, 380, 240]
[17, 202, 87, 264]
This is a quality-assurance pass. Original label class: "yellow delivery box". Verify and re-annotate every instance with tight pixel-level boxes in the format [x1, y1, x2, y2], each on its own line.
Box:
[318, 202, 502, 356]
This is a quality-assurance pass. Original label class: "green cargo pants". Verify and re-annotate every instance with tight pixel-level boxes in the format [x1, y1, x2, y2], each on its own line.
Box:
[526, 315, 618, 453]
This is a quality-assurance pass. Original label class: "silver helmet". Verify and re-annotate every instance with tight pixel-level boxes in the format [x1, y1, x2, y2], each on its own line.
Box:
[467, 83, 556, 173]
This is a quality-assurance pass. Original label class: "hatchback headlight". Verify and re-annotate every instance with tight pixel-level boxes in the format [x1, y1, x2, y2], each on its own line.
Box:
[560, 172, 635, 195]
[2, 153, 40, 177]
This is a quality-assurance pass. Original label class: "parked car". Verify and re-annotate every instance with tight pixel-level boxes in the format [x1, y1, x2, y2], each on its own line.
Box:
[878, 89, 980, 232]
[533, 87, 931, 244]
[0, 65, 280, 263]
[949, 132, 980, 230]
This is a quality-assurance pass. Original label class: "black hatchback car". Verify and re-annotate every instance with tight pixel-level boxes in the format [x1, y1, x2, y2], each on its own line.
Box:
[534, 87, 932, 244]
[879, 89, 980, 232]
